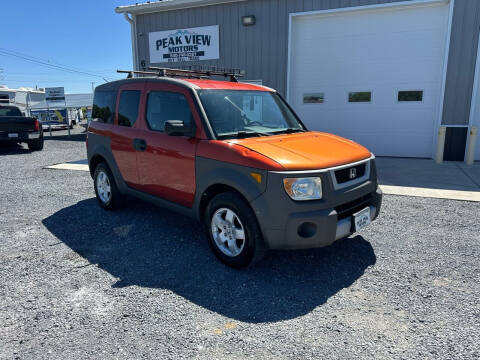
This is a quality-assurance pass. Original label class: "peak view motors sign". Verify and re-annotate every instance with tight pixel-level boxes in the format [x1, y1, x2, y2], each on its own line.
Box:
[149, 25, 219, 63]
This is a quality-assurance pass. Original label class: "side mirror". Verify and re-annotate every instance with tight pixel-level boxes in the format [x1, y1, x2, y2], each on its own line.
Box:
[164, 120, 195, 137]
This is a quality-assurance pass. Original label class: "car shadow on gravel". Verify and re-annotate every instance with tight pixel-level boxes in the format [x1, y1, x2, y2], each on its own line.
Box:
[44, 133, 86, 142]
[0, 143, 31, 155]
[42, 198, 376, 323]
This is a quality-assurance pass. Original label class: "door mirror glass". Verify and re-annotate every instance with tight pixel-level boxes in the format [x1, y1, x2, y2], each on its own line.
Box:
[164, 120, 194, 137]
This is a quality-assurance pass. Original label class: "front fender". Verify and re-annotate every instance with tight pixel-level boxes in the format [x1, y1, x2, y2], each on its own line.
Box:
[193, 156, 268, 220]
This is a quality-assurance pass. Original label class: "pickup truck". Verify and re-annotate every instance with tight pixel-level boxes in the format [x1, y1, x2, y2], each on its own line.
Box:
[0, 105, 44, 151]
[87, 72, 382, 268]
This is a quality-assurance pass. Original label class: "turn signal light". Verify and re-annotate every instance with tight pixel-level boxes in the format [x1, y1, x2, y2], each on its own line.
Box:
[250, 172, 262, 183]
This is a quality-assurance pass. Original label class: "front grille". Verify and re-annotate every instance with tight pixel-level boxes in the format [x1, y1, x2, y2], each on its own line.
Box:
[335, 194, 372, 220]
[334, 163, 366, 184]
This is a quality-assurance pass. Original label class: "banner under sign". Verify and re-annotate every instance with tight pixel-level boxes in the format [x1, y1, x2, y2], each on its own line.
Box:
[31, 109, 67, 126]
[149, 25, 219, 63]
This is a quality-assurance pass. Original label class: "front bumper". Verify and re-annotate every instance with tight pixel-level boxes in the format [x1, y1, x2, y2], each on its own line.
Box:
[250, 157, 383, 250]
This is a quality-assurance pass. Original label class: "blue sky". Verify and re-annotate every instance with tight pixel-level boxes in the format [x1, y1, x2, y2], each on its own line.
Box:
[0, 0, 137, 93]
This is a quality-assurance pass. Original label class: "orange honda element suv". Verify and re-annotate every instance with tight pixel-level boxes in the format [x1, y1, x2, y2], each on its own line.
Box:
[87, 68, 382, 268]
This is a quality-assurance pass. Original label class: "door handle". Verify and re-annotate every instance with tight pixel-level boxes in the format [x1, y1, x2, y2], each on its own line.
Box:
[133, 138, 147, 152]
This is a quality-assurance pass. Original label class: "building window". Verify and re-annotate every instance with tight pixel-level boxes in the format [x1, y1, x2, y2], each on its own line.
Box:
[303, 93, 324, 104]
[398, 90, 423, 102]
[348, 92, 371, 103]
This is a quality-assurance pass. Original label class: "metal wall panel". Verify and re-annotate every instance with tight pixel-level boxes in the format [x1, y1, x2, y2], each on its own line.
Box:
[135, 0, 479, 126]
[442, 0, 480, 125]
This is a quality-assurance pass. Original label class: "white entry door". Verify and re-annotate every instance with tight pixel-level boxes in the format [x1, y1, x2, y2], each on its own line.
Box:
[288, 2, 450, 157]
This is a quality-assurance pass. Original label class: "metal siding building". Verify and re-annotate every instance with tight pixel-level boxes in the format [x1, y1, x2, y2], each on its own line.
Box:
[117, 0, 480, 160]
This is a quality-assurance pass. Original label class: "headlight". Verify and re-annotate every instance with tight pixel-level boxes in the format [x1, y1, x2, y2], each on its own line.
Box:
[283, 177, 322, 201]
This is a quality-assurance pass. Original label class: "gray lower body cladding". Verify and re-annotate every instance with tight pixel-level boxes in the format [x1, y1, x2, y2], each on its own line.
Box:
[251, 159, 382, 250]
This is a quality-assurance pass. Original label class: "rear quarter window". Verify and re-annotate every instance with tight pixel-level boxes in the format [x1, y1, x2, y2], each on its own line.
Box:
[118, 90, 141, 127]
[92, 91, 117, 123]
[0, 106, 22, 117]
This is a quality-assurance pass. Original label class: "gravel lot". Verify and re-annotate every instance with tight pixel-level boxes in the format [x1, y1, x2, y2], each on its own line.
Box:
[1, 128, 479, 359]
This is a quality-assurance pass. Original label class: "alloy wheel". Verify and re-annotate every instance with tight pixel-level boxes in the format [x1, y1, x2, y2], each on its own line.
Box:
[211, 207, 246, 257]
[96, 171, 112, 204]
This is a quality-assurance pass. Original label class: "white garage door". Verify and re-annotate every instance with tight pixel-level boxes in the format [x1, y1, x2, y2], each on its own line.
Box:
[288, 2, 450, 158]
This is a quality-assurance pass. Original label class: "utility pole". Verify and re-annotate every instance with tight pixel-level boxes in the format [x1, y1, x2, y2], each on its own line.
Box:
[91, 82, 95, 93]
[26, 91, 30, 116]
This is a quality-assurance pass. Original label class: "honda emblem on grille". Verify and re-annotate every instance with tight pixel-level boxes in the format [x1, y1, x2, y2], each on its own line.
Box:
[349, 167, 357, 179]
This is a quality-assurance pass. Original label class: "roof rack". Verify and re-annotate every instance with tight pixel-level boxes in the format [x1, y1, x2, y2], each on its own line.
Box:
[117, 66, 244, 82]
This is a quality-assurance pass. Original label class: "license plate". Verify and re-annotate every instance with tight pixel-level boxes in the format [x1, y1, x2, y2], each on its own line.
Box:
[353, 207, 371, 232]
[8, 133, 18, 138]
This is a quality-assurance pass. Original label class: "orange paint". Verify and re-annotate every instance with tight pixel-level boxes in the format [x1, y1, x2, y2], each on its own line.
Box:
[226, 131, 372, 171]
[197, 140, 284, 170]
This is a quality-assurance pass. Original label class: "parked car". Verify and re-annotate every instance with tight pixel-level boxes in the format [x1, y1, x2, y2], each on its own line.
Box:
[87, 71, 382, 268]
[0, 105, 44, 151]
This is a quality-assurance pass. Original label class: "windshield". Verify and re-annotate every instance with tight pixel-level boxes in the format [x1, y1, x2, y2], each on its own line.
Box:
[198, 90, 305, 138]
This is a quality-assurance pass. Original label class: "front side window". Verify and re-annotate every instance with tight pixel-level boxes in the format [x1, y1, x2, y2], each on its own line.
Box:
[146, 91, 192, 132]
[198, 90, 304, 138]
[92, 91, 116, 123]
[118, 90, 141, 127]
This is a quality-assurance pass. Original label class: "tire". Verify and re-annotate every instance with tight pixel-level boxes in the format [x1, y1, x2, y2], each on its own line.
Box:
[205, 191, 266, 268]
[28, 135, 44, 151]
[93, 162, 123, 210]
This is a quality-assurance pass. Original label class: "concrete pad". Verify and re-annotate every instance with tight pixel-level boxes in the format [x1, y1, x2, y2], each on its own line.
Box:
[376, 157, 480, 191]
[66, 159, 88, 165]
[456, 162, 480, 188]
[44, 163, 89, 171]
[380, 185, 480, 202]
[44, 159, 88, 171]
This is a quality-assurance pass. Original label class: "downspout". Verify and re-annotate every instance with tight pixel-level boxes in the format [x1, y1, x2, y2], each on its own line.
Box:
[123, 12, 139, 71]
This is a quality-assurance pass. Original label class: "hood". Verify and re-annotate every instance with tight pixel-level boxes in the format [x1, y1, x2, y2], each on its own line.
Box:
[227, 132, 372, 171]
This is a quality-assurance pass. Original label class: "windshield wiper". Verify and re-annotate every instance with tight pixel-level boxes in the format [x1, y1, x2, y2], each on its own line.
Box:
[272, 128, 306, 134]
[218, 130, 272, 139]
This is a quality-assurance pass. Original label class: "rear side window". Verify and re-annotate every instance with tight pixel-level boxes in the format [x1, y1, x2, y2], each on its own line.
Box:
[92, 91, 116, 123]
[0, 106, 22, 117]
[118, 90, 141, 127]
[146, 91, 192, 132]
